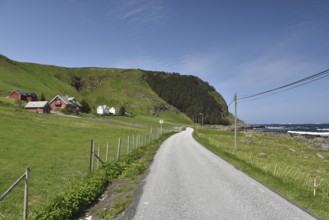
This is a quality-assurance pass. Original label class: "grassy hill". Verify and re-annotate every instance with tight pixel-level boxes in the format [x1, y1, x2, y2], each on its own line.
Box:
[0, 54, 185, 118]
[0, 55, 194, 219]
[0, 54, 231, 124]
[0, 54, 232, 219]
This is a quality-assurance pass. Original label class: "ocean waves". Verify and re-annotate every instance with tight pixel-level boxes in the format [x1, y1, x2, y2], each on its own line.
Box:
[287, 130, 329, 137]
[252, 123, 329, 137]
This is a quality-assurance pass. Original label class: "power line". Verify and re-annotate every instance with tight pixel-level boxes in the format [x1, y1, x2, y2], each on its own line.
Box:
[239, 72, 329, 104]
[238, 69, 329, 100]
[227, 98, 234, 107]
[232, 68, 329, 154]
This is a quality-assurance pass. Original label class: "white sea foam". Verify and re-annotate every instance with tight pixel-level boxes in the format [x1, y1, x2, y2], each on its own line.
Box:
[265, 126, 286, 130]
[287, 131, 329, 137]
[317, 128, 329, 131]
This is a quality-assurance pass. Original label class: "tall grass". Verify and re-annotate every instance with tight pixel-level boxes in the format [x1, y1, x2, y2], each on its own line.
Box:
[194, 127, 329, 219]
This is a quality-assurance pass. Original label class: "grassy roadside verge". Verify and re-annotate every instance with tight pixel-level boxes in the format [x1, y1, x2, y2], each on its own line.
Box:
[193, 128, 329, 219]
[95, 131, 176, 219]
[30, 132, 175, 219]
[0, 100, 182, 219]
[0, 105, 144, 220]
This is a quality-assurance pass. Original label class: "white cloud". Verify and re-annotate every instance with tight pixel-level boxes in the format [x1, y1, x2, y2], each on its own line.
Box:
[176, 52, 223, 76]
[110, 0, 167, 28]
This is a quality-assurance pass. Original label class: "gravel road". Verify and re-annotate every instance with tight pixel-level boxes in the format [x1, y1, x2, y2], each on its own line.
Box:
[133, 127, 316, 220]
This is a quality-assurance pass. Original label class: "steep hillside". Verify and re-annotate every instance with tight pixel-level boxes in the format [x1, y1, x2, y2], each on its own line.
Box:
[0, 55, 230, 125]
[0, 55, 178, 117]
[142, 71, 230, 125]
[0, 54, 75, 98]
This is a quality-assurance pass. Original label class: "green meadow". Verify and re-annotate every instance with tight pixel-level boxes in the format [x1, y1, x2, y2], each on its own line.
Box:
[0, 55, 192, 219]
[195, 127, 329, 219]
[0, 99, 190, 219]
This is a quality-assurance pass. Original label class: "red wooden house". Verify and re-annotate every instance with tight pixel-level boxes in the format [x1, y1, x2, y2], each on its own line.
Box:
[49, 95, 82, 111]
[8, 90, 38, 101]
[25, 101, 51, 113]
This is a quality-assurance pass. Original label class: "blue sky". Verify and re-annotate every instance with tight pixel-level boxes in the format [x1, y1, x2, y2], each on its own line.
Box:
[0, 0, 328, 124]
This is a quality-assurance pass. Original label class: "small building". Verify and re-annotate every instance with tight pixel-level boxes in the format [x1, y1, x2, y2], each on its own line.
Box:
[109, 107, 120, 115]
[49, 95, 82, 112]
[25, 101, 51, 113]
[97, 105, 110, 115]
[8, 90, 38, 102]
[68, 97, 82, 108]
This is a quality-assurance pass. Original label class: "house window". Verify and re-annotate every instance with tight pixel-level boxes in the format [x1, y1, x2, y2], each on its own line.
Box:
[55, 100, 61, 106]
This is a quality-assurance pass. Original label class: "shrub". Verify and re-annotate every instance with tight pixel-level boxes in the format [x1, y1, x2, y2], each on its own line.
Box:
[30, 169, 108, 220]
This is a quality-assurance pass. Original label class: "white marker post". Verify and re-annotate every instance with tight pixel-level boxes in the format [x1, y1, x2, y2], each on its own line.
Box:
[159, 119, 164, 135]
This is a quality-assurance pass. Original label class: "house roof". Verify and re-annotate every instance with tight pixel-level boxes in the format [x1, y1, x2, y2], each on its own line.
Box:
[17, 90, 30, 96]
[49, 95, 70, 104]
[49, 95, 82, 107]
[69, 97, 82, 107]
[25, 101, 49, 108]
[97, 105, 109, 109]
[9, 90, 36, 97]
[110, 107, 120, 110]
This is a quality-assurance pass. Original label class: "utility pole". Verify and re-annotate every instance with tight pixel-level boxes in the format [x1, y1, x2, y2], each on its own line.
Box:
[233, 93, 237, 154]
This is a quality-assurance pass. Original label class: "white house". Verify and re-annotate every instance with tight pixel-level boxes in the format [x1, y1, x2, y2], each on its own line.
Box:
[96, 105, 110, 115]
[109, 107, 120, 115]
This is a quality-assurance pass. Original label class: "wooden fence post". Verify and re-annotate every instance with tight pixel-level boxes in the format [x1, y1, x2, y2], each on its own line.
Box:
[133, 134, 135, 149]
[138, 134, 140, 147]
[313, 177, 320, 196]
[97, 144, 100, 169]
[106, 141, 109, 162]
[0, 167, 31, 220]
[92, 141, 95, 171]
[89, 139, 94, 171]
[23, 167, 31, 220]
[117, 138, 121, 160]
[127, 136, 130, 154]
[273, 164, 278, 176]
[150, 127, 153, 141]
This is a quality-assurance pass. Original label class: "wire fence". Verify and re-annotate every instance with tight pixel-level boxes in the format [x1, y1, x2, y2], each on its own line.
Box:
[0, 126, 175, 219]
[0, 167, 31, 220]
[89, 127, 166, 171]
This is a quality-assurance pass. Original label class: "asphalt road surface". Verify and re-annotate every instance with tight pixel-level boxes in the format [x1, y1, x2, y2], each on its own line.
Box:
[133, 128, 316, 220]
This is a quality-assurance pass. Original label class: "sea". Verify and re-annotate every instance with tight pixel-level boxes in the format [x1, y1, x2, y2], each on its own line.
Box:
[251, 123, 329, 137]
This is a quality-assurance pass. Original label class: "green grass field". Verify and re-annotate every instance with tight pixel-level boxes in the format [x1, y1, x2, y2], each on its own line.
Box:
[0, 55, 193, 219]
[195, 127, 329, 219]
[2, 94, 329, 219]
[0, 99, 189, 219]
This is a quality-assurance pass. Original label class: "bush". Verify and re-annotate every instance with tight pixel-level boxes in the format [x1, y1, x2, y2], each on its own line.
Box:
[120, 161, 148, 178]
[80, 100, 91, 113]
[31, 169, 108, 220]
